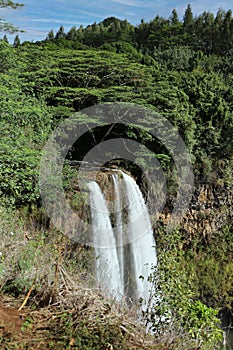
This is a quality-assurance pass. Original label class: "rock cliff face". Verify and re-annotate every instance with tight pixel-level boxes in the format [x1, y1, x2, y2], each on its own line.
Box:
[171, 183, 232, 244]
[156, 180, 233, 324]
[154, 180, 233, 244]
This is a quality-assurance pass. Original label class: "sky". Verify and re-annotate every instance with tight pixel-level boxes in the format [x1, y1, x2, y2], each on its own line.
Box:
[2, 0, 232, 42]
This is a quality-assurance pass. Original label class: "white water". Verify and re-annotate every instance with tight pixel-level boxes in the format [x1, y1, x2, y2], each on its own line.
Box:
[112, 174, 125, 290]
[121, 171, 156, 308]
[88, 172, 156, 308]
[87, 181, 123, 299]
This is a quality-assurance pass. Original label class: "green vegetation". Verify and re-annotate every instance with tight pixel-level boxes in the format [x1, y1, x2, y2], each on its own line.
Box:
[0, 4, 232, 349]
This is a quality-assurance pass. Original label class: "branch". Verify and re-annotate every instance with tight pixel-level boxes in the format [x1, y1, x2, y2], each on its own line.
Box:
[0, 0, 24, 9]
[0, 0, 24, 33]
[18, 283, 34, 311]
[0, 19, 25, 33]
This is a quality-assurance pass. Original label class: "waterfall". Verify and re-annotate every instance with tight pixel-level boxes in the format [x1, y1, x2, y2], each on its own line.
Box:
[112, 174, 125, 290]
[88, 172, 156, 308]
[121, 171, 156, 308]
[87, 181, 124, 299]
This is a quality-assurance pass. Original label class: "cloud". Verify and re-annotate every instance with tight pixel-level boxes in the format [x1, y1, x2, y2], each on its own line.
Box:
[3, 0, 233, 43]
[31, 18, 85, 25]
[78, 9, 107, 18]
[111, 0, 145, 7]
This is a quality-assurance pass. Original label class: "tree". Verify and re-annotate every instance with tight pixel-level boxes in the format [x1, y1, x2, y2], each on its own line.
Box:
[170, 9, 179, 25]
[169, 9, 184, 46]
[0, 0, 24, 33]
[13, 34, 20, 47]
[67, 26, 77, 41]
[212, 8, 225, 54]
[194, 11, 215, 53]
[183, 4, 194, 46]
[134, 20, 150, 50]
[222, 10, 233, 54]
[3, 34, 8, 43]
[55, 25, 66, 40]
[46, 29, 55, 41]
[183, 4, 194, 29]
[92, 21, 98, 33]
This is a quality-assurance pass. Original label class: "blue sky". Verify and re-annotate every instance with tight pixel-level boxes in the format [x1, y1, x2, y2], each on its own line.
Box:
[2, 0, 232, 42]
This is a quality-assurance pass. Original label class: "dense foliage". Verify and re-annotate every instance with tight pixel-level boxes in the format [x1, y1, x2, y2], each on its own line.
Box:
[38, 5, 233, 56]
[0, 4, 232, 348]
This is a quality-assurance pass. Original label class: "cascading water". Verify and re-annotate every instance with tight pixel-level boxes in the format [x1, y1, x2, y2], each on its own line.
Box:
[112, 174, 125, 290]
[87, 181, 124, 299]
[121, 171, 156, 308]
[88, 171, 156, 309]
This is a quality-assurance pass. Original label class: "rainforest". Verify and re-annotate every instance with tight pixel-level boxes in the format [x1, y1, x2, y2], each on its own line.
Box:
[0, 3, 232, 349]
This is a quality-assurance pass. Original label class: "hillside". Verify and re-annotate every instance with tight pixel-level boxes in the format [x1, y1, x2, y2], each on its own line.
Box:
[0, 4, 232, 349]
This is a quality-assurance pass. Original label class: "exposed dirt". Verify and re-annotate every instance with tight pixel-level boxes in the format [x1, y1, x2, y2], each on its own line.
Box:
[0, 296, 29, 346]
[0, 305, 23, 334]
[0, 292, 155, 350]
